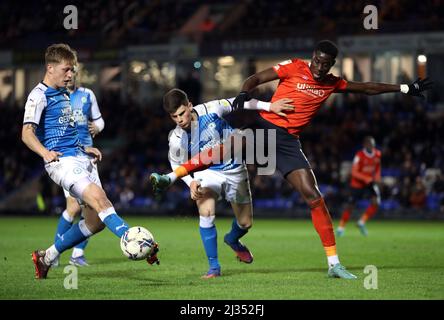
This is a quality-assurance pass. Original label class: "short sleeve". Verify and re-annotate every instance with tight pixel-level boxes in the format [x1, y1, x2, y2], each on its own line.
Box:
[87, 89, 102, 120]
[273, 59, 297, 80]
[23, 90, 46, 125]
[194, 98, 234, 118]
[335, 78, 348, 91]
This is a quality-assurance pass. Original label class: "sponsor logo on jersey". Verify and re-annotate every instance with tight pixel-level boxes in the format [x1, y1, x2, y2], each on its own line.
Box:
[59, 106, 75, 127]
[73, 108, 87, 125]
[296, 83, 325, 97]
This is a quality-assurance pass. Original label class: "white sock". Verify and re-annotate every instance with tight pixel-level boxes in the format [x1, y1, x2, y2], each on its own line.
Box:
[328, 255, 340, 268]
[72, 248, 84, 258]
[62, 210, 74, 223]
[337, 226, 344, 232]
[199, 215, 215, 228]
[166, 172, 177, 184]
[45, 245, 60, 265]
[358, 219, 365, 226]
[98, 207, 116, 222]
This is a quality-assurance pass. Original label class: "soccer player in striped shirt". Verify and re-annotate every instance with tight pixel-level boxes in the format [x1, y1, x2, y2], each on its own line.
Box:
[163, 88, 291, 278]
[23, 44, 158, 279]
[52, 63, 105, 267]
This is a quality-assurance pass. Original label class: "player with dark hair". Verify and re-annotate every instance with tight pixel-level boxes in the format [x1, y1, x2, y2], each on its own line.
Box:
[150, 40, 433, 279]
[337, 136, 382, 237]
[163, 88, 291, 278]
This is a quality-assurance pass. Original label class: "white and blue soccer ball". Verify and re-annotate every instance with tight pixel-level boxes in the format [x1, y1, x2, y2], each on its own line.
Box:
[120, 226, 155, 260]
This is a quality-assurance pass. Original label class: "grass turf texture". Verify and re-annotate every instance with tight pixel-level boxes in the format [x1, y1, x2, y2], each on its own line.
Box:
[1, 217, 443, 299]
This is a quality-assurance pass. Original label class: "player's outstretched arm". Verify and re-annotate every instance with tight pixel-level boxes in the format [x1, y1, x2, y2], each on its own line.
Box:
[21, 124, 62, 162]
[339, 78, 433, 97]
[232, 68, 279, 110]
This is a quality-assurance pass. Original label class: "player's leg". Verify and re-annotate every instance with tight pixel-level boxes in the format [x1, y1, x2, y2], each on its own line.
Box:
[80, 182, 129, 238]
[357, 184, 381, 236]
[54, 196, 80, 244]
[150, 132, 247, 196]
[70, 159, 103, 266]
[69, 208, 91, 267]
[33, 157, 129, 278]
[337, 202, 354, 237]
[285, 168, 356, 279]
[224, 167, 254, 263]
[196, 190, 221, 279]
[51, 195, 81, 267]
[226, 202, 254, 263]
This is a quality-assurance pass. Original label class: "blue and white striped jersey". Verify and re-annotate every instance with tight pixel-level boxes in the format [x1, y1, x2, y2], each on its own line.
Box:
[168, 97, 271, 181]
[70, 87, 102, 147]
[23, 82, 83, 157]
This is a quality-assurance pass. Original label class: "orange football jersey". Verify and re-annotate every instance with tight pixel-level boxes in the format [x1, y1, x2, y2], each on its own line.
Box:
[259, 58, 347, 136]
[350, 148, 382, 189]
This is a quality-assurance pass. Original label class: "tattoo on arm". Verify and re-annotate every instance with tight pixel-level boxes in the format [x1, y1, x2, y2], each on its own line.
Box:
[24, 123, 37, 132]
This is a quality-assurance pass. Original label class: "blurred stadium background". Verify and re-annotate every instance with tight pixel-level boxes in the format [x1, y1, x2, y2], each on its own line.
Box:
[1, 0, 443, 220]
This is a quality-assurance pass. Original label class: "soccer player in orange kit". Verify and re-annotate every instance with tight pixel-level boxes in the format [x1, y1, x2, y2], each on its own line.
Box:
[151, 40, 433, 279]
[337, 136, 382, 237]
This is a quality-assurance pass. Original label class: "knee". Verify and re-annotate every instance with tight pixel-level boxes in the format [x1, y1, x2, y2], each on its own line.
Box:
[86, 220, 105, 234]
[304, 192, 322, 206]
[237, 215, 253, 229]
[93, 193, 112, 213]
[300, 185, 322, 205]
[198, 208, 214, 217]
[239, 220, 252, 230]
[66, 198, 81, 217]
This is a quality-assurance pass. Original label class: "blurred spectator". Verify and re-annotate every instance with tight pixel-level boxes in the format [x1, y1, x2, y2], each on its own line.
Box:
[409, 177, 427, 209]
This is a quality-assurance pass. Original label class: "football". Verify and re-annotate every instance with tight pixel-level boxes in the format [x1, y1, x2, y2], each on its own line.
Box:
[120, 226, 155, 260]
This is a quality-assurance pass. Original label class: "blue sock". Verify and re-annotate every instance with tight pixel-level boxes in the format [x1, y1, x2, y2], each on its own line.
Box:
[54, 223, 88, 253]
[199, 226, 220, 270]
[102, 213, 129, 238]
[54, 212, 73, 243]
[225, 219, 248, 244]
[74, 239, 88, 250]
[74, 217, 88, 250]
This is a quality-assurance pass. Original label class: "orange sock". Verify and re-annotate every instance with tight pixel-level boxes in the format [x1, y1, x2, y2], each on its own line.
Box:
[360, 204, 378, 223]
[310, 198, 336, 257]
[174, 144, 227, 179]
[339, 209, 351, 228]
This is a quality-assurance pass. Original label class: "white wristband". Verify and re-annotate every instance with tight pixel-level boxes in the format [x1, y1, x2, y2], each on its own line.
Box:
[400, 84, 409, 94]
[257, 100, 270, 112]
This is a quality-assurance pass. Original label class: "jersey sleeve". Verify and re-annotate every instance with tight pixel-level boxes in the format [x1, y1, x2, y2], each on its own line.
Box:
[334, 78, 348, 91]
[194, 98, 234, 118]
[195, 97, 271, 117]
[87, 89, 102, 121]
[23, 90, 46, 125]
[167, 129, 193, 187]
[273, 59, 297, 80]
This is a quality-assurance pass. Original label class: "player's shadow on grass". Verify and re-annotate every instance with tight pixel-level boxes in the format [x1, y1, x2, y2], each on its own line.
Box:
[221, 267, 327, 277]
[85, 269, 171, 284]
[90, 257, 132, 265]
[379, 265, 444, 270]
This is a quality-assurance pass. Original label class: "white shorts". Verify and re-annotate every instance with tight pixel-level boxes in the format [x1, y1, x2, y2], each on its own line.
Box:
[194, 164, 252, 204]
[45, 155, 99, 200]
[62, 160, 101, 198]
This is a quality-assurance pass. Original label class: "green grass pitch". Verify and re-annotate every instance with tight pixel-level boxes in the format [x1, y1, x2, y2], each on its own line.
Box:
[1, 216, 443, 299]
